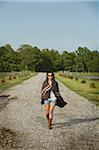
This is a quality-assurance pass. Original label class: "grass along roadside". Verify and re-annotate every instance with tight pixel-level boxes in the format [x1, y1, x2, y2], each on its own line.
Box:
[76, 72, 99, 77]
[56, 73, 99, 106]
[0, 72, 37, 92]
[59, 71, 99, 78]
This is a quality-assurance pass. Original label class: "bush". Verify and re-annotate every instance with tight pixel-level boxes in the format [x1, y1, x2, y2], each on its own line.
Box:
[67, 75, 73, 79]
[75, 77, 78, 80]
[9, 76, 12, 80]
[81, 79, 86, 83]
[1, 79, 5, 83]
[70, 75, 73, 79]
[18, 75, 21, 78]
[90, 82, 96, 88]
[13, 76, 16, 79]
[59, 73, 66, 78]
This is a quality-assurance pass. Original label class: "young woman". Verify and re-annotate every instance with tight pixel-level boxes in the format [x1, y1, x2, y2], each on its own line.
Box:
[41, 71, 60, 129]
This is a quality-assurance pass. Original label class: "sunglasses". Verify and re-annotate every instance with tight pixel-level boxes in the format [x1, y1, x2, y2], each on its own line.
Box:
[48, 74, 53, 76]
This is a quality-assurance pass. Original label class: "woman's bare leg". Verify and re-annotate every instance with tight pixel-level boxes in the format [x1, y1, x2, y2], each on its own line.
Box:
[44, 104, 50, 119]
[49, 103, 55, 120]
[44, 103, 55, 129]
[48, 103, 55, 128]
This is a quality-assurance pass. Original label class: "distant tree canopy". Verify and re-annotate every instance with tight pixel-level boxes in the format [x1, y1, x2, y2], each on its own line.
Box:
[0, 44, 99, 72]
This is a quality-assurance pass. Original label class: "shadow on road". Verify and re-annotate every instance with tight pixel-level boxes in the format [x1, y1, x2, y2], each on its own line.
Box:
[53, 117, 99, 128]
[0, 95, 10, 111]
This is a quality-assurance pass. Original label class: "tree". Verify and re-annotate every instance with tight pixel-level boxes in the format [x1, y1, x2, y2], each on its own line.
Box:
[75, 47, 90, 72]
[30, 47, 41, 72]
[0, 44, 99, 73]
[87, 51, 99, 72]
[62, 51, 76, 71]
[38, 49, 53, 72]
[0, 44, 19, 72]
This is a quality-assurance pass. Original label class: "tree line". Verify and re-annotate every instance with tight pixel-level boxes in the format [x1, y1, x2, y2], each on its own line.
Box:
[0, 44, 99, 72]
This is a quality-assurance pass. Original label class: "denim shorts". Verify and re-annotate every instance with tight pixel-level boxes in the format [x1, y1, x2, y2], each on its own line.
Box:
[44, 98, 56, 105]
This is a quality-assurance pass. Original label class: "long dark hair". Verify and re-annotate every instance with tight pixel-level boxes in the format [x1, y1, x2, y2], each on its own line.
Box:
[46, 71, 55, 81]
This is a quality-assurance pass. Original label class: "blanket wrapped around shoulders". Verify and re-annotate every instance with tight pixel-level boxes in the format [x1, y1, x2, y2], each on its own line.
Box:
[41, 79, 59, 100]
[41, 79, 67, 108]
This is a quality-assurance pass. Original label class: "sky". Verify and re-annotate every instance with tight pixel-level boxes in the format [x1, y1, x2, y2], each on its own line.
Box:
[0, 0, 99, 52]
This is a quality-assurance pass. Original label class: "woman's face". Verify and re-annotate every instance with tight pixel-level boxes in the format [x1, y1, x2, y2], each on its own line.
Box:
[47, 73, 53, 80]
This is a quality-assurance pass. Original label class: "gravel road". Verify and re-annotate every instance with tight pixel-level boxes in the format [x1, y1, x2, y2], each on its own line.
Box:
[0, 73, 99, 150]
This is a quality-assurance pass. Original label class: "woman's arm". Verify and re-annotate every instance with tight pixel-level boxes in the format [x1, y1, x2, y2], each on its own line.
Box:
[40, 80, 51, 99]
[41, 80, 46, 93]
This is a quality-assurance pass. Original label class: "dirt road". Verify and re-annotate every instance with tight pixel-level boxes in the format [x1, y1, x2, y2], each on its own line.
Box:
[0, 73, 99, 150]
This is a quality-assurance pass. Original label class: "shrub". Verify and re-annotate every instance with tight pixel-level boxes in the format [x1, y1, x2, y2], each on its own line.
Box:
[9, 76, 12, 80]
[93, 91, 99, 94]
[70, 75, 73, 79]
[75, 77, 78, 80]
[1, 79, 5, 83]
[81, 79, 86, 83]
[90, 82, 96, 88]
[59, 73, 66, 78]
[13, 76, 16, 79]
[18, 75, 21, 78]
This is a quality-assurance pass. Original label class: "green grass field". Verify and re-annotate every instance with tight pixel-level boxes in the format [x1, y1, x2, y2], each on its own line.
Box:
[59, 71, 99, 77]
[56, 73, 99, 106]
[0, 72, 37, 92]
[77, 72, 99, 77]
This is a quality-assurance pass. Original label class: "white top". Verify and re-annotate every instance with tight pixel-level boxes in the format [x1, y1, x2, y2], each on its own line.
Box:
[50, 91, 57, 100]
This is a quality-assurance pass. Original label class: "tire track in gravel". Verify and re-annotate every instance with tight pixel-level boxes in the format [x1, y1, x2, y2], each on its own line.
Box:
[0, 73, 99, 150]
